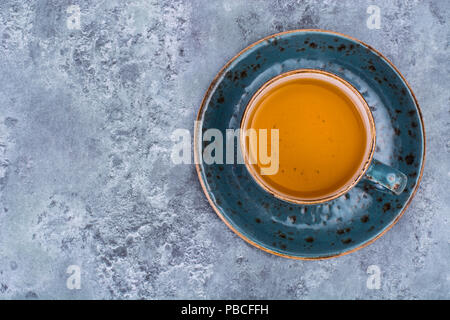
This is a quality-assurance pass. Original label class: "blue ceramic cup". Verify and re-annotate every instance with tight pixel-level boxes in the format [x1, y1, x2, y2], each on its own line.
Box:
[240, 68, 408, 205]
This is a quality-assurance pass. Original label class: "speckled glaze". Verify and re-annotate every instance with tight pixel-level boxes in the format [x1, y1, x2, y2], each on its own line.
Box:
[194, 30, 425, 259]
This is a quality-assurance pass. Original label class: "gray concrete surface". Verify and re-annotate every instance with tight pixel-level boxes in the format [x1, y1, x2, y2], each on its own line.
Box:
[0, 0, 448, 299]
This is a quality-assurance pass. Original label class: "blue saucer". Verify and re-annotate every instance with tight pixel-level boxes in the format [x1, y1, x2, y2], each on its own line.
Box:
[194, 30, 425, 259]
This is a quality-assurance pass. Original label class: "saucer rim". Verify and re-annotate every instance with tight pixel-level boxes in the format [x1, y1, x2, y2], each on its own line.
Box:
[194, 29, 426, 260]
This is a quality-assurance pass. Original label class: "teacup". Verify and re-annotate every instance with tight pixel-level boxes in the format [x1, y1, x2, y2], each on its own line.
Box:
[240, 69, 407, 204]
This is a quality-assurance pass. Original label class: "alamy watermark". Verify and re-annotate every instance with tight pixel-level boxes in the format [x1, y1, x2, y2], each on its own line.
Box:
[66, 265, 81, 290]
[366, 5, 381, 30]
[366, 265, 381, 290]
[66, 5, 81, 30]
[171, 122, 279, 175]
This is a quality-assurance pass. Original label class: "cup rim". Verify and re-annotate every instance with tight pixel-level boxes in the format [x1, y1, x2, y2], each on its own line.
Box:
[239, 68, 377, 205]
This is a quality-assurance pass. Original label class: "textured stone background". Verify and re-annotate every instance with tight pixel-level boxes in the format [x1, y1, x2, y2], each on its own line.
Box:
[0, 0, 448, 299]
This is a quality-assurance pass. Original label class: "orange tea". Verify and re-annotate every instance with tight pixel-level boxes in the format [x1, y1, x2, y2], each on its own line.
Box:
[240, 70, 375, 203]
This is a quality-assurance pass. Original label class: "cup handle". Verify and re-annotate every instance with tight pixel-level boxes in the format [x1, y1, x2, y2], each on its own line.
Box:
[363, 159, 408, 195]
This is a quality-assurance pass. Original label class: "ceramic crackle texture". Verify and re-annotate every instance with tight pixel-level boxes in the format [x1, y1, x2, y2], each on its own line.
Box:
[0, 0, 448, 299]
